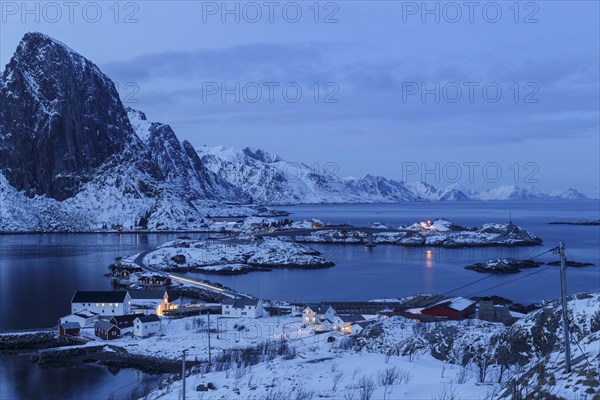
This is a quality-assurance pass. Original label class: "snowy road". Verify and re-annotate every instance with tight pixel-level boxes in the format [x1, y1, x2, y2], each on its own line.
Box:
[132, 251, 248, 299]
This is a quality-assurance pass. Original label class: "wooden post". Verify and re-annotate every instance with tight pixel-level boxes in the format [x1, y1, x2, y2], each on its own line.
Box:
[558, 241, 572, 373]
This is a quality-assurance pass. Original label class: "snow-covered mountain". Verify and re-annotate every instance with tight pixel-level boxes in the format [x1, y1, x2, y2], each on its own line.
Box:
[0, 32, 253, 232]
[405, 182, 471, 201]
[196, 145, 419, 205]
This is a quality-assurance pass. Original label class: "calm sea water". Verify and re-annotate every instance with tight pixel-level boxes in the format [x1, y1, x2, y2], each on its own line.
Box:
[190, 201, 600, 304]
[0, 200, 598, 399]
[0, 353, 163, 400]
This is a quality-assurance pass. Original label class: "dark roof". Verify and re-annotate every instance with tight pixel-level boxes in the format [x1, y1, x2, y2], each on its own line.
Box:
[305, 304, 333, 314]
[135, 314, 161, 323]
[222, 298, 259, 309]
[129, 290, 166, 300]
[72, 291, 129, 303]
[95, 320, 119, 331]
[60, 322, 81, 329]
[337, 314, 365, 323]
[358, 320, 376, 329]
[110, 314, 139, 323]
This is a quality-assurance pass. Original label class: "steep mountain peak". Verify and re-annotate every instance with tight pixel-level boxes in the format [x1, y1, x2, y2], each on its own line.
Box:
[242, 147, 282, 163]
[0, 32, 137, 200]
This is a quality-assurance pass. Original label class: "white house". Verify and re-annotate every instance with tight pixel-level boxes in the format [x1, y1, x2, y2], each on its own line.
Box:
[221, 298, 264, 318]
[71, 291, 131, 316]
[133, 314, 162, 338]
[333, 314, 366, 334]
[129, 290, 179, 316]
[59, 309, 98, 327]
[302, 305, 336, 325]
[315, 318, 334, 332]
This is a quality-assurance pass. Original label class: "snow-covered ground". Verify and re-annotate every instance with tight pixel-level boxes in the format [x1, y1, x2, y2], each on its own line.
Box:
[132, 237, 333, 272]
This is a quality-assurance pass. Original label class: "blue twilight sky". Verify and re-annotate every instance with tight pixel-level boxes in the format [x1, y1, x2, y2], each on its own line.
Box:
[1, 1, 599, 195]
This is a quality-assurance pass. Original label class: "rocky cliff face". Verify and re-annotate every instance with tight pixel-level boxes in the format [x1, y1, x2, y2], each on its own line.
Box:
[0, 32, 256, 231]
[0, 32, 139, 200]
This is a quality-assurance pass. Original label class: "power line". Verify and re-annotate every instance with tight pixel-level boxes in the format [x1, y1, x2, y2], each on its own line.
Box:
[409, 246, 560, 308]
[467, 266, 553, 297]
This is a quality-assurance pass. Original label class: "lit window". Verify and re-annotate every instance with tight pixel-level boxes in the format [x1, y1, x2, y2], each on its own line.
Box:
[102, 303, 105, 307]
[96, 303, 99, 307]
[109, 303, 113, 307]
[115, 303, 119, 307]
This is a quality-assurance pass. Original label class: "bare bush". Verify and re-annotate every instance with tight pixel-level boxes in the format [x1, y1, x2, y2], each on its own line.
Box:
[357, 376, 376, 400]
[292, 387, 315, 400]
[332, 371, 344, 391]
[457, 366, 468, 384]
[432, 384, 459, 400]
[378, 366, 400, 386]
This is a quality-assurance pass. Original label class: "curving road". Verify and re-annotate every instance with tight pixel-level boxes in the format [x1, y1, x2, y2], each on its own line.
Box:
[132, 251, 248, 299]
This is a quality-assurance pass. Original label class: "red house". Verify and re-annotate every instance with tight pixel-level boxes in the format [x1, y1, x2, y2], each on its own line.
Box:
[94, 320, 121, 340]
[109, 314, 139, 329]
[59, 322, 81, 337]
[421, 297, 476, 320]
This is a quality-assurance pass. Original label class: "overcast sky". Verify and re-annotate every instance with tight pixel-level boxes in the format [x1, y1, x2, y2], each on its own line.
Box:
[1, 1, 598, 195]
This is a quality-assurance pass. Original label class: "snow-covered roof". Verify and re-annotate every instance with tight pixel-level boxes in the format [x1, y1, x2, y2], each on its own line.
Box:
[222, 298, 260, 309]
[426, 297, 475, 312]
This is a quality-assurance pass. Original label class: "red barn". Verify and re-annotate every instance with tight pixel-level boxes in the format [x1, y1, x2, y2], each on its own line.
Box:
[59, 322, 81, 336]
[421, 297, 476, 320]
[94, 320, 121, 340]
[109, 314, 139, 329]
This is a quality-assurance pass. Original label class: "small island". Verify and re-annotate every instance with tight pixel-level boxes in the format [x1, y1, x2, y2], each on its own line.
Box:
[465, 258, 544, 274]
[118, 237, 334, 275]
[291, 219, 543, 248]
[465, 258, 595, 274]
[549, 220, 600, 226]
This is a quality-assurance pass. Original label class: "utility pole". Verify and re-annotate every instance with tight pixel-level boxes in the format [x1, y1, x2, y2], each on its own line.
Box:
[181, 349, 188, 400]
[207, 312, 212, 368]
[558, 241, 572, 373]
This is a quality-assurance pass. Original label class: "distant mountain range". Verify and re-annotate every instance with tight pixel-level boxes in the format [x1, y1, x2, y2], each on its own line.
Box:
[194, 144, 590, 204]
[0, 33, 594, 232]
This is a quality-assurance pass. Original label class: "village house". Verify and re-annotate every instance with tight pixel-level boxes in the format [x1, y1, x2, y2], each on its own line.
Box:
[302, 304, 336, 325]
[314, 318, 334, 332]
[94, 320, 121, 340]
[71, 291, 132, 316]
[111, 266, 142, 279]
[137, 274, 172, 286]
[333, 314, 366, 334]
[109, 314, 139, 329]
[59, 322, 81, 337]
[221, 298, 265, 318]
[420, 297, 477, 320]
[59, 309, 98, 327]
[129, 290, 179, 316]
[133, 314, 161, 338]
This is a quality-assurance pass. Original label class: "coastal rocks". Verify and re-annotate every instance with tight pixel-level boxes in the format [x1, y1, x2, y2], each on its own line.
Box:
[465, 258, 544, 274]
[294, 219, 543, 248]
[465, 258, 594, 274]
[546, 260, 595, 267]
[549, 220, 600, 226]
[0, 332, 63, 351]
[35, 345, 186, 374]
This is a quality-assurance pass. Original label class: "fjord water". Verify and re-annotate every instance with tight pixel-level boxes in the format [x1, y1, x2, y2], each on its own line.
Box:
[193, 201, 600, 304]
